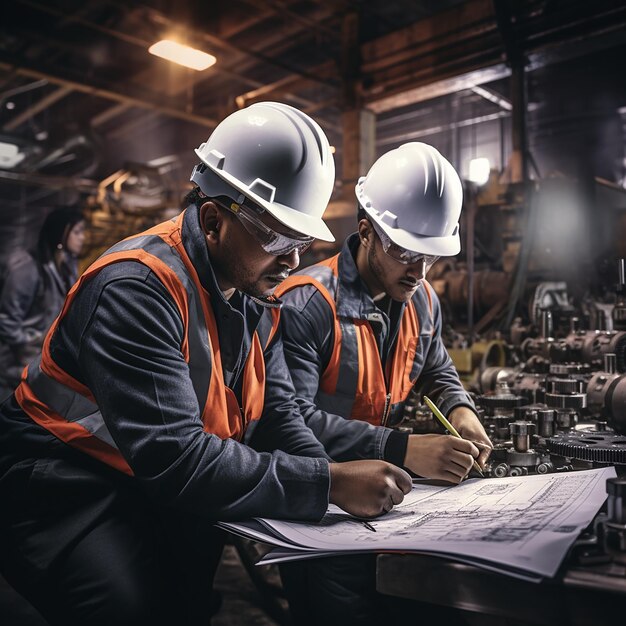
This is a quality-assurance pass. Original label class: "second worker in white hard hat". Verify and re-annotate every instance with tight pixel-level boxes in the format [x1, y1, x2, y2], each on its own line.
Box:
[275, 142, 493, 624]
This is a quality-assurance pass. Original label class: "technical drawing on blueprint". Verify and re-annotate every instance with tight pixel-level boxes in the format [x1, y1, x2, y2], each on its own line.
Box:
[219, 467, 615, 577]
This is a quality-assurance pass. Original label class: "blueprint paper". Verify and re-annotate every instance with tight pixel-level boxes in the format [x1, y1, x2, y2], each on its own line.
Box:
[219, 467, 615, 578]
[257, 548, 544, 582]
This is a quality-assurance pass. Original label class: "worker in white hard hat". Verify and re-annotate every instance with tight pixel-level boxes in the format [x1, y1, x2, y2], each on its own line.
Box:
[0, 102, 411, 626]
[275, 142, 493, 625]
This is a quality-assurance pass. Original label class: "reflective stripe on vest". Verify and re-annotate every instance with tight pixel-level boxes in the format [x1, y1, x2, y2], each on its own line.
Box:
[15, 211, 279, 475]
[277, 254, 433, 426]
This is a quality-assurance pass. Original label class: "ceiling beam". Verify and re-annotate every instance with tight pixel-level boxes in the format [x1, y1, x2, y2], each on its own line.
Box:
[0, 54, 219, 128]
[471, 85, 512, 111]
[234, 60, 336, 107]
[217, 9, 275, 39]
[104, 111, 160, 140]
[367, 64, 511, 114]
[361, 0, 626, 111]
[361, 0, 497, 75]
[361, 0, 500, 105]
[238, 0, 338, 39]
[219, 8, 340, 90]
[3, 86, 72, 131]
[0, 168, 98, 191]
[91, 103, 131, 128]
[0, 78, 48, 103]
[378, 110, 510, 147]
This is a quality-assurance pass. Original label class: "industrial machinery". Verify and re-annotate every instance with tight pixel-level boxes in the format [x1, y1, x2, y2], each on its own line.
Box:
[401, 260, 626, 483]
[398, 246, 626, 568]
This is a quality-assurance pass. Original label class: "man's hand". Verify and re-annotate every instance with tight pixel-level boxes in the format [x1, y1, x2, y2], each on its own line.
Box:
[448, 406, 493, 468]
[404, 434, 480, 483]
[329, 460, 412, 519]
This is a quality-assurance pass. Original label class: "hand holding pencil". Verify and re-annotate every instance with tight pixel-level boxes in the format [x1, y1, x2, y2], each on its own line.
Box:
[402, 427, 483, 485]
[423, 396, 486, 478]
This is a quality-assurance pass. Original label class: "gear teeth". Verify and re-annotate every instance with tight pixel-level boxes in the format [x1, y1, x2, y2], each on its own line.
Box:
[546, 432, 626, 464]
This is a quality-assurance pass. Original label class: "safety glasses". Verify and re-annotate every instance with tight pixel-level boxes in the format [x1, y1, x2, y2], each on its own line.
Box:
[369, 219, 439, 266]
[216, 199, 314, 256]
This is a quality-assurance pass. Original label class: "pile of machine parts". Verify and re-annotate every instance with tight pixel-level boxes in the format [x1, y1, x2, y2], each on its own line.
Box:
[401, 261, 626, 480]
[477, 267, 626, 478]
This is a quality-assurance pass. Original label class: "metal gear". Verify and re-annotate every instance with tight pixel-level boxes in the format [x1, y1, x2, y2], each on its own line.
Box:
[549, 363, 591, 376]
[480, 392, 525, 411]
[546, 432, 626, 464]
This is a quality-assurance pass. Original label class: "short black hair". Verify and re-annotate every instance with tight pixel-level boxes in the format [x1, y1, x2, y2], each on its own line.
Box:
[182, 189, 238, 227]
[182, 187, 205, 210]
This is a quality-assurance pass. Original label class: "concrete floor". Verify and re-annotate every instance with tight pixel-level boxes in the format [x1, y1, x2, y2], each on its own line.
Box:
[0, 543, 285, 625]
[213, 543, 288, 626]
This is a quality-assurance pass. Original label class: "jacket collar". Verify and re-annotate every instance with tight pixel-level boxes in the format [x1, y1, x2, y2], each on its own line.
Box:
[336, 233, 406, 320]
[181, 205, 227, 302]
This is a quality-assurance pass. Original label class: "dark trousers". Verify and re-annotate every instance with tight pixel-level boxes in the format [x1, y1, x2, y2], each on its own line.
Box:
[281, 554, 382, 625]
[0, 456, 224, 626]
[280, 555, 473, 626]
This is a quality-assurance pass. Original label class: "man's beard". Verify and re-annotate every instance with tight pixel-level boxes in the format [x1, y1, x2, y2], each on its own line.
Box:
[220, 237, 288, 298]
[367, 244, 387, 294]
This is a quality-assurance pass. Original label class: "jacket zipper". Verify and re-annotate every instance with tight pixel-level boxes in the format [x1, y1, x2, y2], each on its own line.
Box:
[381, 392, 392, 427]
[239, 406, 246, 440]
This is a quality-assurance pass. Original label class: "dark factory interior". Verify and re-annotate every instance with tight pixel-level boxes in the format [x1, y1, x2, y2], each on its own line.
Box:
[1, 1, 626, 625]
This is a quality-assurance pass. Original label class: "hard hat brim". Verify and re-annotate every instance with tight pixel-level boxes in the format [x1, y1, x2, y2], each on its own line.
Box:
[260, 199, 336, 243]
[192, 159, 335, 242]
[366, 211, 461, 257]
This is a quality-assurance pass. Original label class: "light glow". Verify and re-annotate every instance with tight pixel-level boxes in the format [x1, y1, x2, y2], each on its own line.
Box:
[468, 157, 490, 185]
[148, 40, 216, 71]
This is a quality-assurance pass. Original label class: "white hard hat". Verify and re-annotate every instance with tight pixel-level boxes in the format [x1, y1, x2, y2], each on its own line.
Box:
[191, 101, 335, 242]
[355, 142, 463, 256]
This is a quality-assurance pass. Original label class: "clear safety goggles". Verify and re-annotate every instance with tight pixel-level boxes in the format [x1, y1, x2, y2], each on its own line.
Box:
[370, 219, 439, 266]
[215, 198, 314, 256]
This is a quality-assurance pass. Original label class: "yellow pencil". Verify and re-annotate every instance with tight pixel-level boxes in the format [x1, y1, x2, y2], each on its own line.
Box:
[423, 395, 485, 478]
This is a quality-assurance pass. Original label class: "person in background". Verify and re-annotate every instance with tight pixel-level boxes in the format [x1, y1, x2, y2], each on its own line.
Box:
[0, 102, 410, 626]
[0, 207, 86, 401]
[274, 142, 493, 625]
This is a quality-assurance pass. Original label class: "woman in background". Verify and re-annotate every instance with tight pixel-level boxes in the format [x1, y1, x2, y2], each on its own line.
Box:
[0, 207, 86, 401]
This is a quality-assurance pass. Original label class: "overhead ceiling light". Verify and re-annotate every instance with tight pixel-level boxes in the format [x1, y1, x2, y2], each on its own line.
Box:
[148, 40, 216, 71]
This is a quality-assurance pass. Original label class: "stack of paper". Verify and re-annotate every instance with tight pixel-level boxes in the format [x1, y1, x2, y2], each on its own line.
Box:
[218, 467, 615, 581]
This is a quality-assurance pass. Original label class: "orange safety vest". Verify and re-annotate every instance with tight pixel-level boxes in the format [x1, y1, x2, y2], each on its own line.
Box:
[276, 254, 433, 427]
[15, 211, 279, 476]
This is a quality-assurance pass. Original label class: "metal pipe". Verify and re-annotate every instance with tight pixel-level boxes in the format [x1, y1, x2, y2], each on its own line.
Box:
[605, 353, 617, 375]
[467, 188, 476, 345]
[541, 310, 553, 339]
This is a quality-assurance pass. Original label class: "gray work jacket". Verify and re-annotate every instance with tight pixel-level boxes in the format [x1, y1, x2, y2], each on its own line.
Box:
[0, 206, 330, 523]
[0, 250, 73, 399]
[279, 234, 477, 465]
